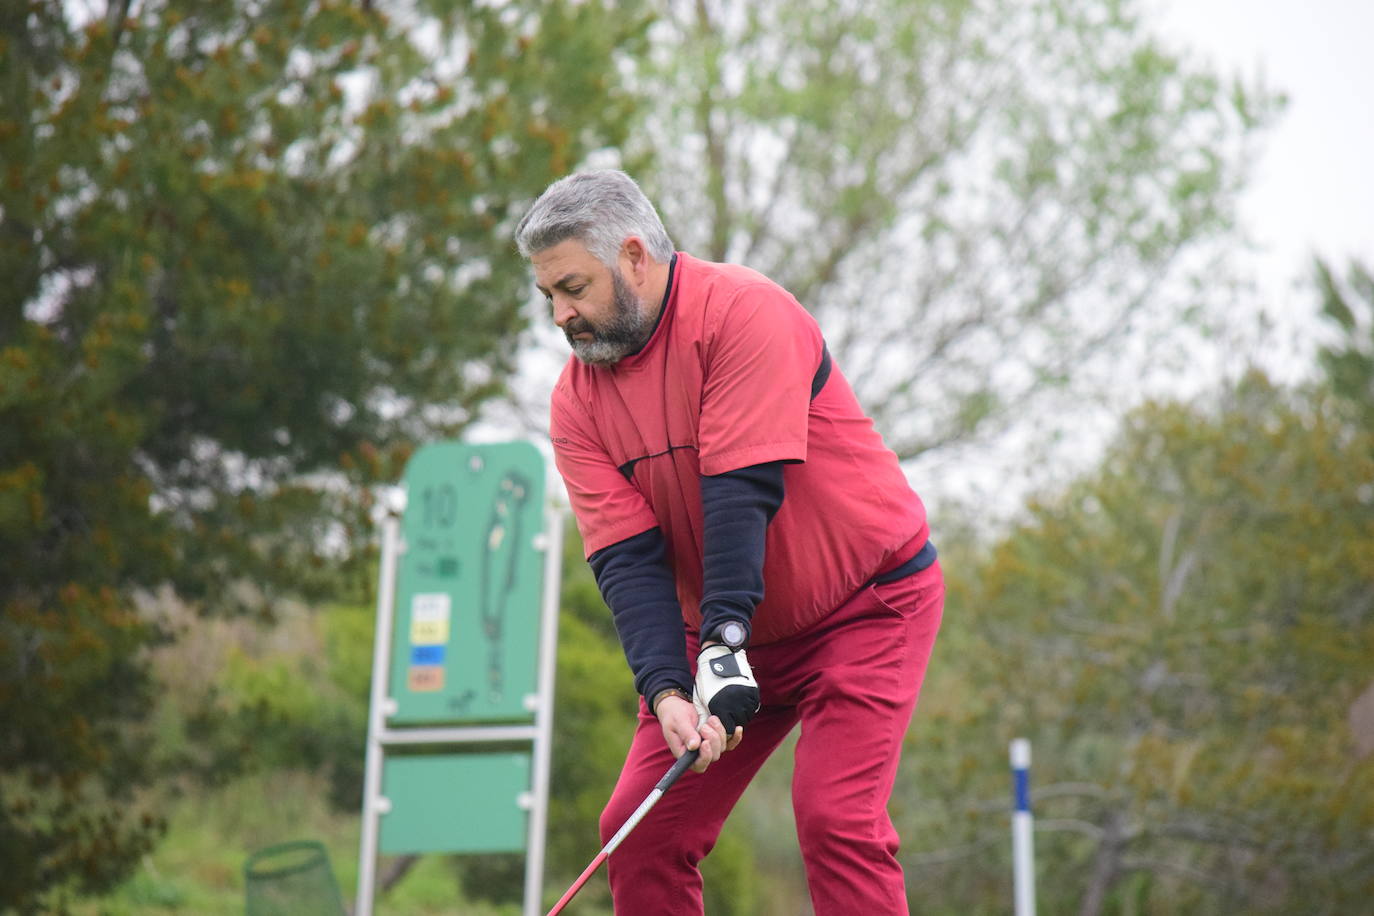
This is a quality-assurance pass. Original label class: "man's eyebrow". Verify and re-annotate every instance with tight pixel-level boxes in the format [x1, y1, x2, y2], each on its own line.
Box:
[535, 272, 587, 296]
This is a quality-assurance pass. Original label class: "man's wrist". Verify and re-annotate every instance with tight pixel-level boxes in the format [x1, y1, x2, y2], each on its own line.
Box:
[650, 686, 692, 715]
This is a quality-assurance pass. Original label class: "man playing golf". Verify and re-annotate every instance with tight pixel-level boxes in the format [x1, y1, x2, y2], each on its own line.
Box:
[517, 169, 944, 915]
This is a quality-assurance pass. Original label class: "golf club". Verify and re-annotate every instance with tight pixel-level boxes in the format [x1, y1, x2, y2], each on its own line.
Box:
[545, 748, 700, 915]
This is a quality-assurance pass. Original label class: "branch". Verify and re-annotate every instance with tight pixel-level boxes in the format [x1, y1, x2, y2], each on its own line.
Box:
[903, 831, 1005, 869]
[1119, 855, 1230, 892]
[693, 0, 730, 263]
[1159, 507, 1208, 620]
[740, 121, 798, 268]
[98, 0, 135, 100]
[1033, 781, 1113, 802]
[105, 0, 134, 39]
[1145, 818, 1262, 850]
[1036, 817, 1106, 840]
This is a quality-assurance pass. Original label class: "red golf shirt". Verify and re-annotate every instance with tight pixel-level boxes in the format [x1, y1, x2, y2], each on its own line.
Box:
[551, 252, 928, 644]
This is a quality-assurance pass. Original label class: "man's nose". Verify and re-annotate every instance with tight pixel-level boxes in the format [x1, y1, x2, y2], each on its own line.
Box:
[552, 297, 578, 327]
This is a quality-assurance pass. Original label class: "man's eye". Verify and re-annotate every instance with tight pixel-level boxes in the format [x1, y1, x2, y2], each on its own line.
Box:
[568, 286, 586, 296]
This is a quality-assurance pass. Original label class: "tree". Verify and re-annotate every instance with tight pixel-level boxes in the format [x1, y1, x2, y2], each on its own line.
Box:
[0, 0, 647, 907]
[630, 0, 1278, 462]
[898, 373, 1374, 914]
[1315, 256, 1374, 428]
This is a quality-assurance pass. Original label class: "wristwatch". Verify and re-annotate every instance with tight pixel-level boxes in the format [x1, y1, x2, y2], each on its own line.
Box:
[714, 620, 747, 651]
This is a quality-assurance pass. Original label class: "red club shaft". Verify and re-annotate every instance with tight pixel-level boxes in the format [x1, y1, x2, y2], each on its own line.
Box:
[544, 749, 699, 915]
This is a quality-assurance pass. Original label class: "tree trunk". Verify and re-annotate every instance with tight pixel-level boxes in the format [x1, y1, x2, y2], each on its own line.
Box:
[380, 854, 421, 894]
[1079, 809, 1126, 916]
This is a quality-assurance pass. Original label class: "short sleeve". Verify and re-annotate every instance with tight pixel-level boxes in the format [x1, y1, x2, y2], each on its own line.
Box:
[697, 282, 824, 476]
[550, 386, 661, 557]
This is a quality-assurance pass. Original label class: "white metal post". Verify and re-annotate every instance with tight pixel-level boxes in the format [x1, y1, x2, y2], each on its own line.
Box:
[356, 515, 401, 916]
[1010, 738, 1036, 916]
[523, 508, 564, 916]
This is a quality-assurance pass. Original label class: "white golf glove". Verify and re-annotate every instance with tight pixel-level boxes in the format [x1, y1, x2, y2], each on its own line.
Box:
[693, 644, 760, 733]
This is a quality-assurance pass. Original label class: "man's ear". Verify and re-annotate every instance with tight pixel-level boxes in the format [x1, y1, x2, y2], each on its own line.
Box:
[620, 236, 650, 284]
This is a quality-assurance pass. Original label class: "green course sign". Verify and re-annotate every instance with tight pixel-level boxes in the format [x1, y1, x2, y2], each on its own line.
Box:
[387, 441, 546, 725]
[379, 752, 531, 854]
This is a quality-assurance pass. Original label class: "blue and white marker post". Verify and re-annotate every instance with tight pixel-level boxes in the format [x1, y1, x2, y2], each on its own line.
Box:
[1010, 738, 1036, 916]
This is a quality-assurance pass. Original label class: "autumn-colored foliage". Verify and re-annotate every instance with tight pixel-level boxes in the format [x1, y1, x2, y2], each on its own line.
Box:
[0, 0, 647, 907]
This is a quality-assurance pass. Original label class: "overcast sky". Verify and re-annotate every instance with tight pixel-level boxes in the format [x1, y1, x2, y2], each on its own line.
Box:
[1151, 0, 1374, 318]
[906, 0, 1374, 518]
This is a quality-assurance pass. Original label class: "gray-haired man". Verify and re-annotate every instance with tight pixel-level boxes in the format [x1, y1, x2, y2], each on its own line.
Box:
[518, 170, 943, 914]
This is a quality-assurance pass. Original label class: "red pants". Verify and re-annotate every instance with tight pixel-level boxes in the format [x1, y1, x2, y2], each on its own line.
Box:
[598, 561, 945, 915]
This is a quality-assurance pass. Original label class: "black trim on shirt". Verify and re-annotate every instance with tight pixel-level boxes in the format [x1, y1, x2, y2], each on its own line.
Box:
[618, 444, 697, 481]
[622, 253, 677, 361]
[811, 342, 832, 400]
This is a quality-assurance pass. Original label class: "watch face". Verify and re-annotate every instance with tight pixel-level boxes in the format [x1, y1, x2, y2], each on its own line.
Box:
[721, 622, 746, 648]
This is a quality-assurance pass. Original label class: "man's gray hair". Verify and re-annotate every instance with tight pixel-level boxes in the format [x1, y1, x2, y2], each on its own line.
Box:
[515, 169, 675, 266]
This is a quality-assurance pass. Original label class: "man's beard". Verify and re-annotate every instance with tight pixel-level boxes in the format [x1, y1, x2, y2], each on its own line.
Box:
[564, 269, 655, 366]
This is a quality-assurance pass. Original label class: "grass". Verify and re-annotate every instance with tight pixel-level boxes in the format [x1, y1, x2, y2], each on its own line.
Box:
[68, 600, 533, 914]
[72, 768, 522, 915]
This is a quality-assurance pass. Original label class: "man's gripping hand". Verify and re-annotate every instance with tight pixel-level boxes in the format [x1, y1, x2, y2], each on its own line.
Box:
[654, 688, 734, 774]
[694, 644, 761, 734]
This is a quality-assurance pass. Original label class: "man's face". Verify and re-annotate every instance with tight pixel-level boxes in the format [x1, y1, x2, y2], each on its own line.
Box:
[531, 239, 654, 366]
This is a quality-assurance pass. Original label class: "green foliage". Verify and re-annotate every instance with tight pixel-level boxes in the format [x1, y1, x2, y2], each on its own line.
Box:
[75, 598, 547, 915]
[70, 767, 504, 916]
[157, 602, 368, 801]
[0, 0, 647, 907]
[903, 373, 1374, 913]
[700, 826, 759, 916]
[1315, 256, 1374, 429]
[635, 0, 1280, 459]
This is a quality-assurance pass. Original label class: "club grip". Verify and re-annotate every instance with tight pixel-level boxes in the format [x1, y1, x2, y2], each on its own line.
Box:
[656, 748, 699, 793]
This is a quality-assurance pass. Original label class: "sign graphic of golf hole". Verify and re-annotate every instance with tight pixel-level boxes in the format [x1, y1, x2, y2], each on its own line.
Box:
[387, 441, 546, 724]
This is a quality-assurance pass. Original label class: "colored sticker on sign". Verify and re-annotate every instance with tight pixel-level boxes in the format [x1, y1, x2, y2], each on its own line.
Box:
[411, 618, 449, 645]
[412, 592, 451, 620]
[408, 665, 445, 692]
[411, 593, 451, 645]
[411, 645, 446, 666]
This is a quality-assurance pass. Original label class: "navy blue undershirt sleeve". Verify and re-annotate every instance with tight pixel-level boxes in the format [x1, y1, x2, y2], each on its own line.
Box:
[699, 461, 786, 646]
[588, 461, 784, 705]
[588, 528, 692, 704]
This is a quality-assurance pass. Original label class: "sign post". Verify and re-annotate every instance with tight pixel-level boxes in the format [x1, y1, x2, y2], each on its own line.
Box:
[1010, 738, 1036, 916]
[357, 441, 561, 916]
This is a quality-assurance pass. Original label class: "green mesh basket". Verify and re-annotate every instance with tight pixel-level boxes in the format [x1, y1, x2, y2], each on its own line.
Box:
[244, 840, 347, 916]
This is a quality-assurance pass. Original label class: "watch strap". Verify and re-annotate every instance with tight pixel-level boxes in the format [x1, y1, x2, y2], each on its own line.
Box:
[650, 687, 692, 715]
